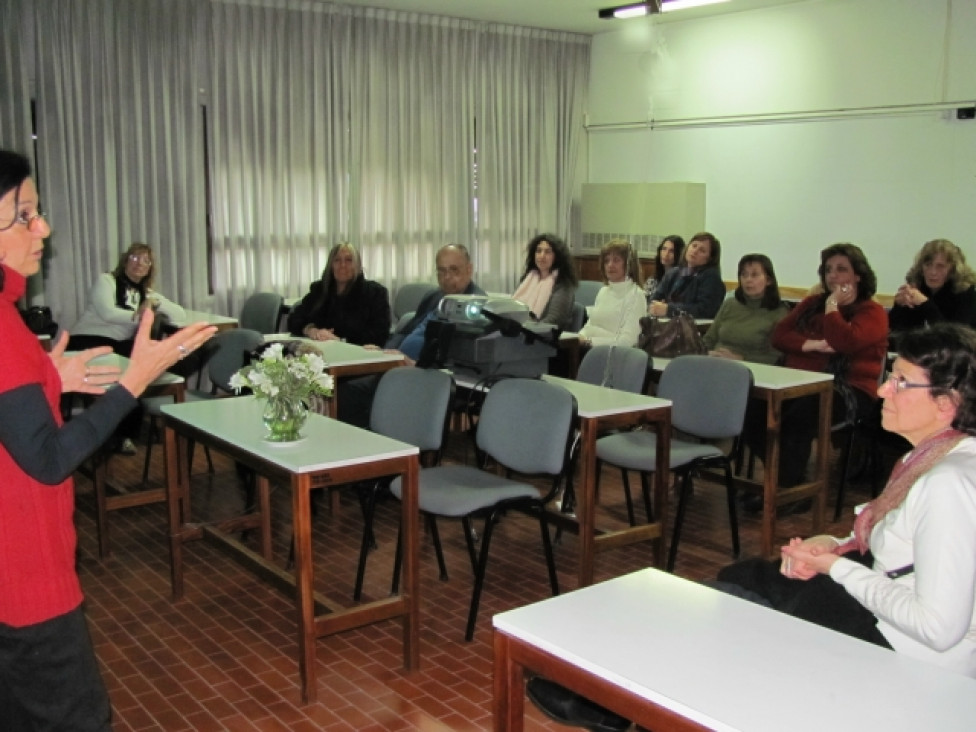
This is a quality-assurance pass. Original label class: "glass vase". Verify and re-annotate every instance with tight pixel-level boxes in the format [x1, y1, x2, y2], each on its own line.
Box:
[262, 395, 308, 442]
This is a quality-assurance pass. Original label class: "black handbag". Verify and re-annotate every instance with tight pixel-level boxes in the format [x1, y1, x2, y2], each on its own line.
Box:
[20, 305, 58, 338]
[637, 311, 706, 358]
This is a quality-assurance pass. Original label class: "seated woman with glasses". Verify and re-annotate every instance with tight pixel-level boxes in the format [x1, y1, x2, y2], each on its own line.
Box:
[287, 242, 390, 347]
[68, 243, 186, 454]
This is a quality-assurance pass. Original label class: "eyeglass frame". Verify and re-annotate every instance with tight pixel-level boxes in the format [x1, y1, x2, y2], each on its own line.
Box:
[884, 373, 936, 393]
[128, 254, 153, 265]
[0, 208, 46, 233]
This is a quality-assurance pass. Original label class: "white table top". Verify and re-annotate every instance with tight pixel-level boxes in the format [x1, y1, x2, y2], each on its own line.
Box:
[82, 352, 185, 387]
[160, 395, 416, 473]
[176, 309, 240, 328]
[654, 356, 833, 390]
[262, 334, 405, 369]
[542, 375, 670, 419]
[494, 568, 976, 732]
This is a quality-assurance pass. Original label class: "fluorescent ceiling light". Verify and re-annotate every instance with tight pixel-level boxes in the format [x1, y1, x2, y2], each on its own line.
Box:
[599, 0, 730, 19]
[662, 0, 731, 12]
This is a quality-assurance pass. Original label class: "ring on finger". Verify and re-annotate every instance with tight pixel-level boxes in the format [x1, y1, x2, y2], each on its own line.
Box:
[177, 344, 189, 359]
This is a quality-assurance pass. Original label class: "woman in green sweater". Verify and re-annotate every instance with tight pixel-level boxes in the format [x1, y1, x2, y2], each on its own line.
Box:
[704, 253, 789, 365]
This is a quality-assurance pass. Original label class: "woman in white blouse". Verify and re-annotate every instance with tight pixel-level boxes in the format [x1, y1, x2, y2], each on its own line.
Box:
[578, 238, 645, 348]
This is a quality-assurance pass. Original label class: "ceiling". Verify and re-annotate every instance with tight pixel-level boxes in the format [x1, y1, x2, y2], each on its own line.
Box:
[330, 0, 807, 35]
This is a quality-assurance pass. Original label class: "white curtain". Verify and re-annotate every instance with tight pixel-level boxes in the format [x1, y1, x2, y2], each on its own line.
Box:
[26, 0, 208, 329]
[474, 27, 590, 293]
[5, 0, 590, 323]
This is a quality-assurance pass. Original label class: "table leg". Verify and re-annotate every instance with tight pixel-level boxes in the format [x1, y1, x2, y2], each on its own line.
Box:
[653, 413, 671, 569]
[293, 475, 317, 704]
[812, 384, 832, 535]
[493, 630, 524, 731]
[92, 450, 111, 559]
[399, 455, 420, 670]
[164, 425, 187, 600]
[761, 394, 783, 558]
[256, 475, 273, 560]
[577, 418, 598, 587]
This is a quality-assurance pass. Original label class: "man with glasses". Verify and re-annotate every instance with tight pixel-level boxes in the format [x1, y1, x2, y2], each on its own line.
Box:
[389, 243, 485, 361]
[338, 243, 485, 428]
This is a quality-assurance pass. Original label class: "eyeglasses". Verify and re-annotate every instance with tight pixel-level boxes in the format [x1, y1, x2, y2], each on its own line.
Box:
[1, 208, 46, 233]
[128, 254, 153, 265]
[885, 374, 934, 393]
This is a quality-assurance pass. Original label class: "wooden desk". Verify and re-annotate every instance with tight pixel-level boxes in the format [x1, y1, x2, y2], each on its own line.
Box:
[543, 377, 671, 586]
[493, 568, 976, 731]
[160, 396, 420, 704]
[655, 357, 833, 557]
[82, 353, 186, 558]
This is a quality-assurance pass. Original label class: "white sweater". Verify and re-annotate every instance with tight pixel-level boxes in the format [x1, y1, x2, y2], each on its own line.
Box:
[578, 279, 644, 348]
[830, 438, 976, 677]
[71, 272, 186, 342]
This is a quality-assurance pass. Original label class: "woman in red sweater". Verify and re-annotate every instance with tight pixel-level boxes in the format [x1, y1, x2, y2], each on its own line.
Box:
[746, 243, 888, 503]
[0, 150, 216, 730]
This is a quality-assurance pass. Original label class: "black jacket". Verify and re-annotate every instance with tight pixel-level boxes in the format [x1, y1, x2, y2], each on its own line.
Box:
[287, 275, 391, 346]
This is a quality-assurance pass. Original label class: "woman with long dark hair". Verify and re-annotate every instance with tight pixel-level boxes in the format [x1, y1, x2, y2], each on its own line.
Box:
[643, 234, 684, 301]
[512, 233, 578, 329]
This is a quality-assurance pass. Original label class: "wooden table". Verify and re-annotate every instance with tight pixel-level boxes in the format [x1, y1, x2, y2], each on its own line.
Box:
[455, 374, 671, 587]
[543, 376, 672, 586]
[493, 568, 976, 731]
[654, 357, 833, 558]
[160, 396, 420, 704]
[82, 353, 186, 558]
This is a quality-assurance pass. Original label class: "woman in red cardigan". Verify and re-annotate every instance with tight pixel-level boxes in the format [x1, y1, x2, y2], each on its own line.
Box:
[746, 243, 889, 506]
[0, 150, 216, 730]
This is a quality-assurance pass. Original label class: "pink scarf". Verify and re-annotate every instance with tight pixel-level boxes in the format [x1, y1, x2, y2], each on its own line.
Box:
[513, 269, 557, 320]
[837, 427, 967, 554]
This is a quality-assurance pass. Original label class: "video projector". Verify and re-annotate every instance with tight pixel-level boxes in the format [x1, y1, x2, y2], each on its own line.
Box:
[416, 295, 560, 379]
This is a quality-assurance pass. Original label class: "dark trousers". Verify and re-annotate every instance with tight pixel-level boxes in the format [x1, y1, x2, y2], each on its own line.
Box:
[743, 386, 875, 488]
[714, 557, 893, 649]
[0, 605, 112, 731]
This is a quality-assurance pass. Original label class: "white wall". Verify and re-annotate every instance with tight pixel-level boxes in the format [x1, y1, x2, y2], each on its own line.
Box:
[585, 0, 976, 292]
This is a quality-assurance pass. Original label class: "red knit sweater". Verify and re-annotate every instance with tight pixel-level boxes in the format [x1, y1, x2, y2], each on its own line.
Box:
[772, 294, 889, 399]
[0, 267, 83, 626]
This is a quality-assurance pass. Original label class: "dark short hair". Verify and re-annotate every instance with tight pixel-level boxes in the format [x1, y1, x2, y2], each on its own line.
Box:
[522, 234, 578, 287]
[734, 253, 782, 310]
[895, 322, 976, 434]
[682, 232, 721, 269]
[0, 150, 31, 201]
[818, 243, 877, 300]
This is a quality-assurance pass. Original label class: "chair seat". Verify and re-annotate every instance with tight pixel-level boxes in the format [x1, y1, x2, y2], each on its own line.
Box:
[391, 465, 541, 517]
[596, 431, 722, 472]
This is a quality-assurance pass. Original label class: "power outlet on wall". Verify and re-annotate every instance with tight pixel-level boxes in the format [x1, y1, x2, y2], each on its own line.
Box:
[956, 106, 976, 120]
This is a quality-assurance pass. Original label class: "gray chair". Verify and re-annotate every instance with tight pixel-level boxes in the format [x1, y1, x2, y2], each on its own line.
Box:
[390, 377, 577, 640]
[239, 292, 284, 334]
[391, 282, 439, 334]
[568, 301, 586, 332]
[563, 345, 651, 523]
[595, 355, 752, 571]
[353, 367, 456, 601]
[141, 328, 265, 485]
[574, 280, 603, 309]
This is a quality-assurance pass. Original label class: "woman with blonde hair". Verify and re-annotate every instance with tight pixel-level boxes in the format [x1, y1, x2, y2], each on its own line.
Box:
[578, 238, 645, 348]
[889, 238, 976, 332]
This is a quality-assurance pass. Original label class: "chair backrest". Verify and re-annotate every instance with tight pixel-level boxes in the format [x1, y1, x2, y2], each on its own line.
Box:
[575, 280, 603, 308]
[207, 328, 266, 393]
[476, 378, 577, 476]
[370, 368, 455, 455]
[659, 355, 752, 440]
[568, 301, 586, 332]
[239, 292, 284, 334]
[576, 345, 649, 394]
[393, 283, 439, 320]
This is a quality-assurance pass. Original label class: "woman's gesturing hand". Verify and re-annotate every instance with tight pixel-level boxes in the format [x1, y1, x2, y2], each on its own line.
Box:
[49, 331, 121, 394]
[118, 311, 217, 398]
